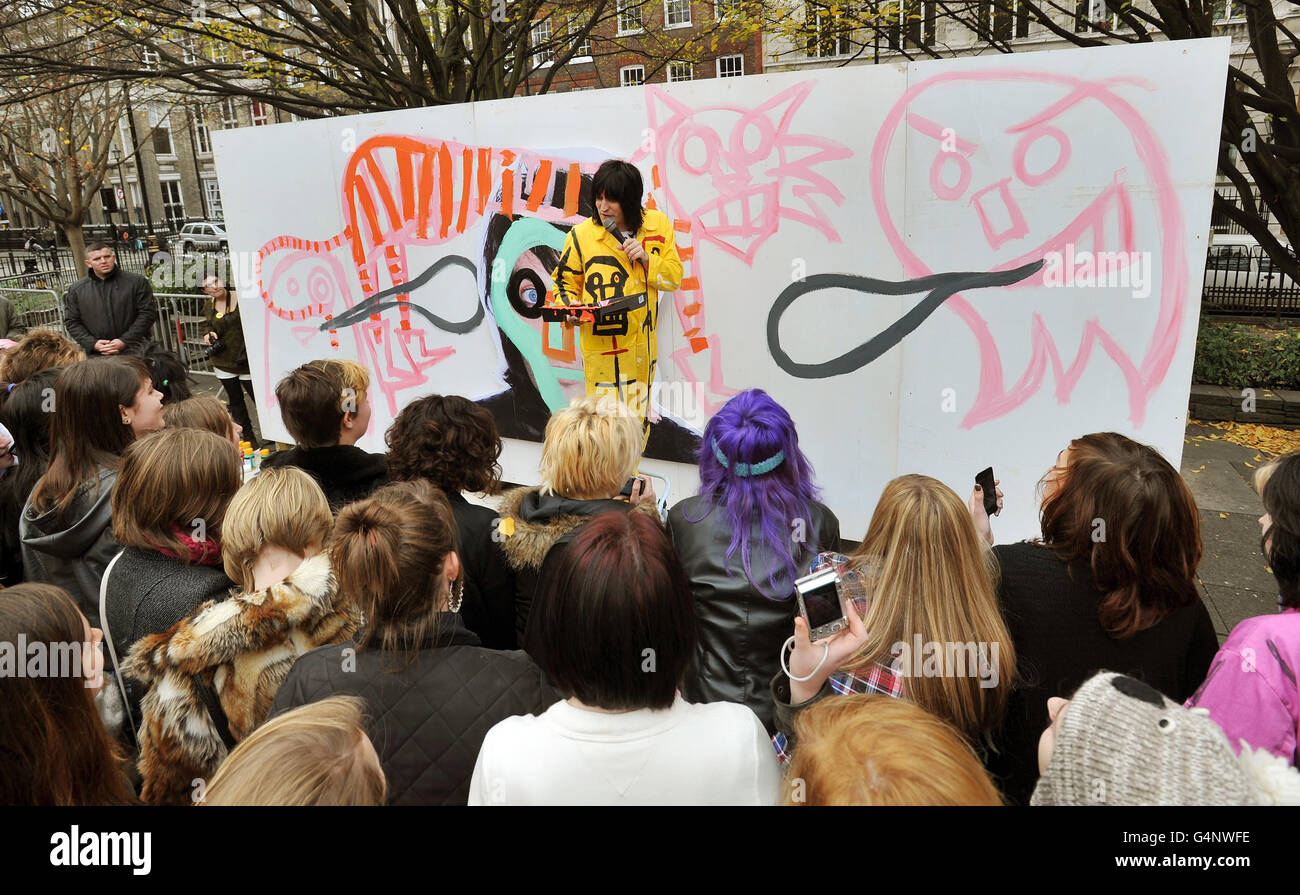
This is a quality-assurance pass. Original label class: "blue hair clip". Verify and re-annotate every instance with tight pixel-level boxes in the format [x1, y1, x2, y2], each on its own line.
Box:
[712, 437, 785, 478]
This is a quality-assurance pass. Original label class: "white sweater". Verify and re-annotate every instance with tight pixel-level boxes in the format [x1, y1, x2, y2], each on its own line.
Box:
[468, 695, 782, 806]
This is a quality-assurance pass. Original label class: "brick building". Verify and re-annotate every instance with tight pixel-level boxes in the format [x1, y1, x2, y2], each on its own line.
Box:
[518, 1, 763, 93]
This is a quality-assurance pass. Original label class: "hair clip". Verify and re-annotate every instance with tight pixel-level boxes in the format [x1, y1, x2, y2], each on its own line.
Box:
[712, 437, 785, 478]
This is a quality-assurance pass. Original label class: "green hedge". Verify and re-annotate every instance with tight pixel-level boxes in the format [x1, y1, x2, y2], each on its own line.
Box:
[1194, 320, 1300, 390]
[145, 253, 232, 295]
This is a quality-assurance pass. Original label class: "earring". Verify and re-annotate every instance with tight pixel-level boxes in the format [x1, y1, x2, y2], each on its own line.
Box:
[447, 579, 463, 614]
[121, 416, 130, 425]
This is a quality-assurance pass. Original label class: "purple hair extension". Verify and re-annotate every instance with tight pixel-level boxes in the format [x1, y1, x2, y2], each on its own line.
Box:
[683, 389, 822, 600]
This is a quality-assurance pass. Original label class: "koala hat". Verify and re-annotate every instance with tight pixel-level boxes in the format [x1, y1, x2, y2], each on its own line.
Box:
[1031, 671, 1300, 806]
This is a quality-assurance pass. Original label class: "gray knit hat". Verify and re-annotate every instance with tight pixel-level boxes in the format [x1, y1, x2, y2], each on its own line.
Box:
[1031, 671, 1300, 806]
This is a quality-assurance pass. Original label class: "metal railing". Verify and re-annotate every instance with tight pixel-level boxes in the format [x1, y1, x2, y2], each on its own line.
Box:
[1, 288, 216, 376]
[1201, 244, 1300, 317]
[1212, 185, 1280, 236]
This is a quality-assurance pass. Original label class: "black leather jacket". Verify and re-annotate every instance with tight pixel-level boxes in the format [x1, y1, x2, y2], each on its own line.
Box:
[667, 496, 840, 734]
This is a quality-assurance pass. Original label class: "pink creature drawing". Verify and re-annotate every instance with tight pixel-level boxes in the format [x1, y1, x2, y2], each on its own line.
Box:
[635, 81, 854, 415]
[870, 72, 1188, 429]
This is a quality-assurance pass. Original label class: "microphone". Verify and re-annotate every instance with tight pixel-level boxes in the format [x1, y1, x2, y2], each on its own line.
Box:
[604, 217, 646, 270]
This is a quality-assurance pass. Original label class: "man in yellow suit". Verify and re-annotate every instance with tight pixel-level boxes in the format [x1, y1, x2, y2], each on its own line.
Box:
[552, 160, 682, 444]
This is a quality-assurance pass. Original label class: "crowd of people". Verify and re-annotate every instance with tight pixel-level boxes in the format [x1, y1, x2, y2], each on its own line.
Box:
[2, 245, 1300, 807]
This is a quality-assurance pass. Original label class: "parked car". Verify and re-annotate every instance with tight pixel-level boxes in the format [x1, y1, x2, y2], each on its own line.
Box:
[176, 221, 228, 255]
[1205, 233, 1297, 295]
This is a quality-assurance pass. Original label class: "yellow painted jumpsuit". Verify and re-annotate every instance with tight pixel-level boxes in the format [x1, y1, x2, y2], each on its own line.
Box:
[551, 210, 682, 440]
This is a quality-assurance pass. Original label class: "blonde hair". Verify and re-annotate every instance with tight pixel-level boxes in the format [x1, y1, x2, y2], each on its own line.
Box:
[201, 696, 386, 806]
[335, 359, 370, 407]
[783, 695, 1004, 806]
[221, 466, 333, 591]
[1255, 458, 1279, 494]
[539, 393, 641, 499]
[845, 474, 1016, 742]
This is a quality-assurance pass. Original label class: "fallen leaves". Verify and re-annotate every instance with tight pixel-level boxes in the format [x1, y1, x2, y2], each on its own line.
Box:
[1190, 420, 1300, 457]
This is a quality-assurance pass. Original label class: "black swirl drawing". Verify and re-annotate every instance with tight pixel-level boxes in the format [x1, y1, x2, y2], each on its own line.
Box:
[322, 254, 485, 334]
[767, 260, 1045, 379]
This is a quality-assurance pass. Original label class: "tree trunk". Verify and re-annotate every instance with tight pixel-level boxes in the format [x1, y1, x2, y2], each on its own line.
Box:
[62, 221, 85, 276]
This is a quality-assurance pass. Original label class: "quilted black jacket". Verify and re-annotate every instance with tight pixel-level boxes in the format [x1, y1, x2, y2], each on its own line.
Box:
[269, 614, 561, 805]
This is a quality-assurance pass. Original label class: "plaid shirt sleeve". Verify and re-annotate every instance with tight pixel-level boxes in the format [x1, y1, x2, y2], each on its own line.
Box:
[771, 662, 906, 765]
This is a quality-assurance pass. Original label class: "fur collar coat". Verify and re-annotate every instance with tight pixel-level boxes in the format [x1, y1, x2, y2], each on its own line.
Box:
[122, 554, 364, 805]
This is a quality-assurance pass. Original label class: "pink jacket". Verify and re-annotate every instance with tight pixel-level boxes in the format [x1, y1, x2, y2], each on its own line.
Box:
[1186, 608, 1300, 765]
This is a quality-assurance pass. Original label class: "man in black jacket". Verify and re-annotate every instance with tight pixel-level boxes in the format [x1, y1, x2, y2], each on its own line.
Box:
[63, 242, 156, 356]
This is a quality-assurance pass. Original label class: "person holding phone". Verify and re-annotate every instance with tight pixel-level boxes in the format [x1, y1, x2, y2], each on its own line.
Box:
[972, 432, 1218, 805]
[551, 159, 682, 446]
[772, 475, 1016, 766]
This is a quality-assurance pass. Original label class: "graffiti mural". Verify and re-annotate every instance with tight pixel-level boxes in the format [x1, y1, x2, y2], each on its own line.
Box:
[215, 38, 1229, 537]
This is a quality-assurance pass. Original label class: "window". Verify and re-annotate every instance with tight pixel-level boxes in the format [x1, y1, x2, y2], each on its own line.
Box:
[567, 16, 592, 57]
[1075, 0, 1119, 32]
[714, 0, 741, 20]
[193, 110, 212, 154]
[182, 37, 197, 65]
[620, 65, 645, 87]
[251, 101, 268, 126]
[617, 0, 644, 34]
[806, 3, 852, 57]
[1213, 0, 1237, 22]
[716, 54, 743, 77]
[149, 108, 174, 157]
[220, 97, 239, 128]
[532, 19, 553, 66]
[210, 42, 230, 64]
[1015, 0, 1031, 38]
[890, 0, 936, 48]
[143, 48, 160, 70]
[119, 117, 134, 154]
[161, 180, 185, 226]
[204, 178, 224, 220]
[976, 1, 1025, 40]
[665, 0, 691, 27]
[668, 61, 693, 81]
[283, 48, 303, 85]
[129, 182, 142, 215]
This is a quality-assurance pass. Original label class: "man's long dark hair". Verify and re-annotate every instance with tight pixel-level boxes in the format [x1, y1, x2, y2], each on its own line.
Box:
[592, 160, 644, 235]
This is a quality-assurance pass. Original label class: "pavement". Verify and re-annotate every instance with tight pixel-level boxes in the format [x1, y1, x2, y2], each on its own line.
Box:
[191, 371, 1275, 645]
[1181, 423, 1279, 644]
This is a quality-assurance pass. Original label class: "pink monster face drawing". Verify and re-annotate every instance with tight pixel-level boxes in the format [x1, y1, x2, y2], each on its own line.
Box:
[643, 82, 852, 265]
[254, 238, 353, 409]
[871, 72, 1187, 429]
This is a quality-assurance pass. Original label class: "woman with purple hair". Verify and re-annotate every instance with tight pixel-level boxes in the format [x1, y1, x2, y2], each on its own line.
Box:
[667, 389, 839, 734]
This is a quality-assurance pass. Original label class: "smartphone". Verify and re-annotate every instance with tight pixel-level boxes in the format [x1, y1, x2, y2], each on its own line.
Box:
[619, 477, 637, 497]
[976, 466, 998, 517]
[795, 568, 848, 642]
